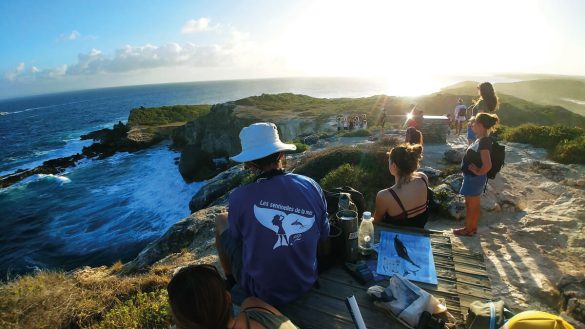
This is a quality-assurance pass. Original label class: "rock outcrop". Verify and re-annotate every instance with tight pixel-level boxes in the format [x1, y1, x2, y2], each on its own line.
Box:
[121, 205, 226, 273]
[0, 153, 84, 188]
[189, 164, 249, 213]
[174, 101, 336, 181]
[81, 121, 165, 158]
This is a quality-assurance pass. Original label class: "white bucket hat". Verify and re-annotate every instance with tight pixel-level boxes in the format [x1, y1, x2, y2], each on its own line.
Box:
[230, 122, 296, 162]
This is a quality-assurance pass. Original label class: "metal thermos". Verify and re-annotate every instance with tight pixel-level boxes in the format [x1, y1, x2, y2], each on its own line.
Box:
[337, 210, 359, 262]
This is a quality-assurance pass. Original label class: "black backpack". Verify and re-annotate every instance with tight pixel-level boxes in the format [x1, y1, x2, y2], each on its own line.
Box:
[487, 139, 505, 179]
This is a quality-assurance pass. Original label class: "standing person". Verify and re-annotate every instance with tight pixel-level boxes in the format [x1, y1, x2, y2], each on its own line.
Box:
[215, 122, 330, 306]
[469, 82, 499, 116]
[466, 116, 477, 145]
[467, 81, 499, 143]
[454, 113, 499, 236]
[167, 264, 298, 329]
[454, 98, 467, 135]
[405, 127, 423, 145]
[373, 144, 429, 228]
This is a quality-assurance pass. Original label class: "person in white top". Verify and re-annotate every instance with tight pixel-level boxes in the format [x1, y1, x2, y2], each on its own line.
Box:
[454, 98, 467, 135]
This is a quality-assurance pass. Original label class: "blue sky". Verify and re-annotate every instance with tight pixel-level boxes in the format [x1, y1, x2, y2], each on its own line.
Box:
[1, 0, 584, 98]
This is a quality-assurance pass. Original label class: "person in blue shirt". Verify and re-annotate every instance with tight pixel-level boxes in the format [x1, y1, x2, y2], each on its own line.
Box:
[215, 122, 330, 306]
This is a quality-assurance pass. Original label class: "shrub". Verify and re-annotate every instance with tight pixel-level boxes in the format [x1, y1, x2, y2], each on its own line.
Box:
[340, 129, 372, 137]
[295, 145, 394, 209]
[320, 164, 366, 191]
[500, 124, 585, 164]
[290, 142, 309, 153]
[552, 135, 585, 164]
[500, 124, 584, 150]
[90, 290, 171, 329]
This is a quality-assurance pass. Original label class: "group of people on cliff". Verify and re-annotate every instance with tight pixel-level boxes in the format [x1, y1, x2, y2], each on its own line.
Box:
[336, 113, 367, 131]
[165, 82, 501, 329]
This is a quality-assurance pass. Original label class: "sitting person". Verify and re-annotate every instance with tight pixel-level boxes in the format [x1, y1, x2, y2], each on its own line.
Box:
[405, 127, 423, 145]
[215, 122, 330, 306]
[373, 144, 429, 228]
[167, 264, 298, 329]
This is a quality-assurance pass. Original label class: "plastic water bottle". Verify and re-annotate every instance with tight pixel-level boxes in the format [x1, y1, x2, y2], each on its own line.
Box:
[358, 211, 374, 256]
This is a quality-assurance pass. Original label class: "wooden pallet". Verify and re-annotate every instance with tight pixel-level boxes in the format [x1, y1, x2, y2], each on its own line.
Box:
[233, 225, 493, 329]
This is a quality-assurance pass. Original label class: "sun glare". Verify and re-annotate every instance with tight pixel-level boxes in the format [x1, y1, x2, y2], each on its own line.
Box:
[283, 0, 556, 96]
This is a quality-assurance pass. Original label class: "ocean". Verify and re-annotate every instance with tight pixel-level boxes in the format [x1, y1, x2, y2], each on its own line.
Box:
[0, 77, 396, 275]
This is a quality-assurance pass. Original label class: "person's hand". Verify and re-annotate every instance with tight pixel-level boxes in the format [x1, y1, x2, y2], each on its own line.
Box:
[468, 164, 479, 174]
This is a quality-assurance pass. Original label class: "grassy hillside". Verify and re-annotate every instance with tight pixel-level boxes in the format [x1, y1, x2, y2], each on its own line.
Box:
[128, 104, 211, 127]
[232, 92, 585, 128]
[442, 78, 585, 116]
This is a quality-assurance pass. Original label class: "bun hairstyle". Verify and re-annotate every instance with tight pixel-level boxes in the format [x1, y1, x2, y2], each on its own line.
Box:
[167, 265, 232, 329]
[475, 112, 499, 130]
[389, 143, 423, 187]
[478, 82, 499, 112]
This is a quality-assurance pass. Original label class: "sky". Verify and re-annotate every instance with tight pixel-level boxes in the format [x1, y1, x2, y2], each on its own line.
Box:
[1, 0, 584, 98]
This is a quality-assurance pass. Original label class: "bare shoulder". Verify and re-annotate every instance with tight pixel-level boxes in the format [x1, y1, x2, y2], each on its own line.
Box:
[415, 172, 429, 184]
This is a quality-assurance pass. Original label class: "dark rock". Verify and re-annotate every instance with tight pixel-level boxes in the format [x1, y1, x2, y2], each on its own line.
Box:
[559, 275, 585, 325]
[444, 149, 465, 164]
[432, 183, 466, 219]
[443, 173, 463, 192]
[0, 153, 84, 188]
[189, 164, 248, 213]
[121, 205, 226, 273]
[302, 135, 319, 145]
[419, 166, 442, 180]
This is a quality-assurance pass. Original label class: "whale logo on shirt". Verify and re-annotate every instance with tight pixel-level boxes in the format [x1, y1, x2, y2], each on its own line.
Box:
[253, 205, 316, 249]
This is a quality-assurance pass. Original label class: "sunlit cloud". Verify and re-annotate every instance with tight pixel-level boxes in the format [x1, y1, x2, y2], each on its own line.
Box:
[181, 18, 213, 34]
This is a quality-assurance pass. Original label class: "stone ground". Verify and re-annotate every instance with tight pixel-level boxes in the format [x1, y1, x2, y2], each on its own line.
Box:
[426, 133, 585, 327]
[313, 131, 585, 325]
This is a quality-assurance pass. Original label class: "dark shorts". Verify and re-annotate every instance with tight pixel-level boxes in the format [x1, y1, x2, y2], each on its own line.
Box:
[220, 230, 243, 282]
[460, 173, 487, 196]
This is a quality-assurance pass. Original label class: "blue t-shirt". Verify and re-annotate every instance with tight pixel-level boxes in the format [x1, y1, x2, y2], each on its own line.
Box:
[228, 173, 329, 305]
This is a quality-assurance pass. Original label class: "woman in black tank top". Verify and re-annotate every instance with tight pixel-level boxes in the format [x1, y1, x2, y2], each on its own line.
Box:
[374, 144, 429, 228]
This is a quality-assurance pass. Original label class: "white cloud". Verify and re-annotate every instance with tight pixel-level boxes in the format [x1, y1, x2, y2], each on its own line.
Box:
[58, 30, 82, 42]
[181, 18, 211, 34]
[66, 43, 229, 75]
[4, 62, 25, 81]
[68, 30, 80, 40]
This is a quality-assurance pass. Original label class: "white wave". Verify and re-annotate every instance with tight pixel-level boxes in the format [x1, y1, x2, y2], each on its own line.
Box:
[0, 139, 93, 176]
[43, 145, 204, 253]
[38, 174, 72, 184]
[0, 112, 9, 116]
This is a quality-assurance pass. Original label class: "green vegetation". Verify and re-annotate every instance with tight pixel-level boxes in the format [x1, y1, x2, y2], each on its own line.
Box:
[128, 104, 211, 127]
[340, 128, 372, 137]
[291, 142, 309, 153]
[500, 124, 585, 164]
[320, 164, 366, 191]
[295, 142, 399, 209]
[90, 290, 170, 329]
[0, 261, 175, 329]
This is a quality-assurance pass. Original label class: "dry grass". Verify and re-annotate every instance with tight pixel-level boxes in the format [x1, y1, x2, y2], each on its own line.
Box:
[0, 261, 177, 329]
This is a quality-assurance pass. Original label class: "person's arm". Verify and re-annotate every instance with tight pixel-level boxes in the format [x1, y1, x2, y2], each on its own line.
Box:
[373, 190, 387, 224]
[469, 149, 492, 175]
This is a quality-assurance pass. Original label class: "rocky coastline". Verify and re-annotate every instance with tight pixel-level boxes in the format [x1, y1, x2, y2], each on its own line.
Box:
[1, 92, 584, 328]
[0, 121, 168, 189]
